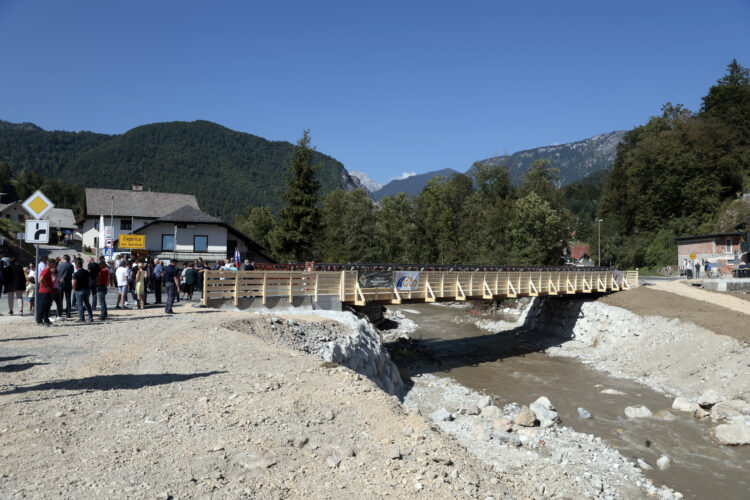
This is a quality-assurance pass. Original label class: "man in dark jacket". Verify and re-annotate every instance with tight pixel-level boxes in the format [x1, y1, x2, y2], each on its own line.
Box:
[87, 257, 100, 311]
[0, 250, 5, 305]
[3, 257, 27, 315]
[163, 259, 179, 314]
[56, 255, 74, 318]
[152, 258, 163, 304]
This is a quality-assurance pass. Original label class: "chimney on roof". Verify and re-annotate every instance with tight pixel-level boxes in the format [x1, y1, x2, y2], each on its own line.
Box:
[132, 183, 144, 191]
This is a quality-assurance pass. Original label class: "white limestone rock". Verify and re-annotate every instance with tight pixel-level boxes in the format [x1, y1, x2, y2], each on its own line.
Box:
[712, 420, 750, 446]
[624, 405, 653, 418]
[672, 397, 699, 412]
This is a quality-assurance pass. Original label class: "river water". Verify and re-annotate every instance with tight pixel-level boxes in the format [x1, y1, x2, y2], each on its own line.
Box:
[392, 303, 750, 500]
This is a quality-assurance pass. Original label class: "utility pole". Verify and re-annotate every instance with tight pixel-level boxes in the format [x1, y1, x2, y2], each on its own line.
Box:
[173, 224, 177, 261]
[110, 195, 114, 262]
[597, 219, 603, 267]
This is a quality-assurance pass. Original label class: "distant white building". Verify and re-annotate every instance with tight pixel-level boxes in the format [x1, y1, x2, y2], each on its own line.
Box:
[81, 185, 201, 251]
[133, 205, 273, 263]
[82, 184, 273, 263]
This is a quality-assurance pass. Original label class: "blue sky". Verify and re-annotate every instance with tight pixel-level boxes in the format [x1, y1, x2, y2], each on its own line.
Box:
[1, 0, 749, 184]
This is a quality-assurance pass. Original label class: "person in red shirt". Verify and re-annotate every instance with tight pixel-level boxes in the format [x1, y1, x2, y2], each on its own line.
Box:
[97, 261, 111, 321]
[37, 260, 55, 326]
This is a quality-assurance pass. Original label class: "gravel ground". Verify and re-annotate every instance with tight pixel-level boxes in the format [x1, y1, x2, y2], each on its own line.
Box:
[0, 303, 520, 499]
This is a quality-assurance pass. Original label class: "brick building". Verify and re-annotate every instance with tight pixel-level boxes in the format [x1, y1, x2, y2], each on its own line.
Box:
[674, 232, 745, 276]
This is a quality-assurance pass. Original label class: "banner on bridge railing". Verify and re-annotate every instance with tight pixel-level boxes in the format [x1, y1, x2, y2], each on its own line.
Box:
[358, 271, 393, 288]
[395, 271, 420, 291]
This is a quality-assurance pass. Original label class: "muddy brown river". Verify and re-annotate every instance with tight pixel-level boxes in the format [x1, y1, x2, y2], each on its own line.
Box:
[392, 303, 750, 500]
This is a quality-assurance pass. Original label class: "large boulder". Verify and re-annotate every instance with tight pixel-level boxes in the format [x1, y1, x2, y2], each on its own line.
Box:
[530, 397, 560, 428]
[710, 400, 750, 421]
[672, 397, 699, 413]
[481, 405, 502, 418]
[698, 389, 723, 407]
[624, 405, 653, 418]
[712, 420, 750, 446]
[515, 405, 537, 427]
[428, 408, 453, 423]
[656, 455, 672, 470]
[492, 430, 522, 447]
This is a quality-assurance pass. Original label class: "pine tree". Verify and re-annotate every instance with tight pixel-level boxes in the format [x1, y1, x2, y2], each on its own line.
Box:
[270, 130, 321, 262]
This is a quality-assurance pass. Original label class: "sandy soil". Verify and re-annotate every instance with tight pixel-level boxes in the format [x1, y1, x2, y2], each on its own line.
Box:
[599, 286, 750, 345]
[0, 303, 520, 499]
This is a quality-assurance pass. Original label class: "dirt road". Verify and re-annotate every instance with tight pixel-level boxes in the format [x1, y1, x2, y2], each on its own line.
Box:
[0, 303, 515, 499]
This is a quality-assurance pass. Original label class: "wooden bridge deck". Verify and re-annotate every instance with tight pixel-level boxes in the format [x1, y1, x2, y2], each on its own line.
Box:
[202, 269, 638, 307]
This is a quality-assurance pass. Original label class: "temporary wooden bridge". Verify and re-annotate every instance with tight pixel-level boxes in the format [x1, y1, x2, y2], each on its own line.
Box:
[201, 268, 638, 308]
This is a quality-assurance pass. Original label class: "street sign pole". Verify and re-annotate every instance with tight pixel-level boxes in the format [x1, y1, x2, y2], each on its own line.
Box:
[21, 188, 55, 323]
[34, 242, 39, 320]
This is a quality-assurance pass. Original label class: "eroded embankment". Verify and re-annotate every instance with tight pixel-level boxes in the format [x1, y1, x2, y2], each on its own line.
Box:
[518, 295, 750, 441]
[224, 311, 404, 396]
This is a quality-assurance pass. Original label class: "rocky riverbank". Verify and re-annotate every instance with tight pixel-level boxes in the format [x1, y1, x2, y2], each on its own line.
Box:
[403, 374, 681, 499]
[503, 295, 750, 446]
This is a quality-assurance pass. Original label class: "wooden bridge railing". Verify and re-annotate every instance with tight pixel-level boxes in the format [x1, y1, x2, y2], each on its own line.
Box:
[202, 269, 638, 307]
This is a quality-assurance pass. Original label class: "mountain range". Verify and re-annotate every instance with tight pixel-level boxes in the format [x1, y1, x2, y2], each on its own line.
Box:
[1, 118, 625, 219]
[0, 120, 360, 221]
[355, 130, 626, 200]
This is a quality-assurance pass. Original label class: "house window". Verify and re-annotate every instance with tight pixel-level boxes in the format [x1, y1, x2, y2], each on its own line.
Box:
[194, 235, 208, 252]
[120, 219, 132, 230]
[162, 234, 175, 251]
[725, 238, 732, 253]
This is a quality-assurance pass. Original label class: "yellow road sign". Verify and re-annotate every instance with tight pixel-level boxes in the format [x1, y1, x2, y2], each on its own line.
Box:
[119, 234, 146, 249]
[22, 190, 55, 219]
[689, 253, 697, 259]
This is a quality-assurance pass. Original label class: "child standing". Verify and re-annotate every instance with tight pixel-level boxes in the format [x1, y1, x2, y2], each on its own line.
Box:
[26, 277, 35, 313]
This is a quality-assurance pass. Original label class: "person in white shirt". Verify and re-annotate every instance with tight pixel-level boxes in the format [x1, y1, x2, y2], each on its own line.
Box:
[115, 260, 130, 309]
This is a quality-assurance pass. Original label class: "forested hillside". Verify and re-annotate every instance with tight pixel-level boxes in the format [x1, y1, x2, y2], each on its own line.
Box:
[0, 120, 359, 221]
[598, 59, 750, 268]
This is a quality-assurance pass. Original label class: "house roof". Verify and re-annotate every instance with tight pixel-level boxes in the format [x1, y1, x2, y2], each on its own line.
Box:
[154, 205, 222, 224]
[84, 188, 199, 219]
[0, 202, 76, 228]
[673, 232, 742, 242]
[571, 245, 590, 260]
[0, 201, 20, 213]
[44, 208, 77, 228]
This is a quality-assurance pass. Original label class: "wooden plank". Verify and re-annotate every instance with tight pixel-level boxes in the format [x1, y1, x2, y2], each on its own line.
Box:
[528, 278, 538, 297]
[425, 280, 436, 302]
[483, 276, 493, 299]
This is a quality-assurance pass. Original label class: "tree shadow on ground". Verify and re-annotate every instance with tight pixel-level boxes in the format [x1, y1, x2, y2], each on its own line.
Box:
[387, 297, 588, 384]
[0, 362, 49, 373]
[0, 355, 33, 362]
[0, 371, 226, 395]
[0, 335, 68, 343]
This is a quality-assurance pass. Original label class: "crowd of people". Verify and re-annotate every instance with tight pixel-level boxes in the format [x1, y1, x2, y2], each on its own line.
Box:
[0, 251, 256, 326]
